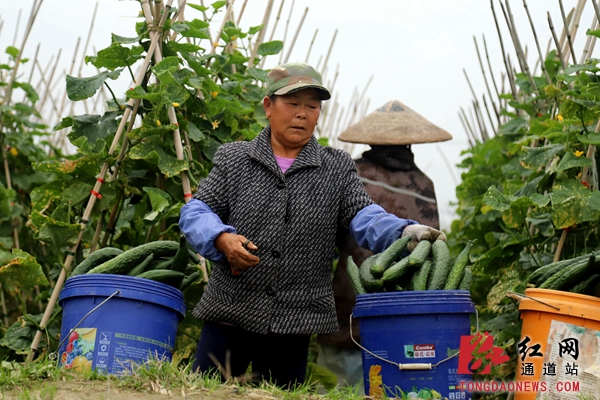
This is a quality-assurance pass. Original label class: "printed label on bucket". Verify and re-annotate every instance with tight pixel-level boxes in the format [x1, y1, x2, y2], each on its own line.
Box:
[533, 320, 600, 399]
[404, 344, 436, 358]
[60, 328, 96, 373]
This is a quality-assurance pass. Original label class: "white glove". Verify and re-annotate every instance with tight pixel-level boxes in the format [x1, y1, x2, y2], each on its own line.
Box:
[401, 224, 447, 250]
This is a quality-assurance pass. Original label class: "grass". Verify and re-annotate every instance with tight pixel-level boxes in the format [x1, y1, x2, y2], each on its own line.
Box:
[0, 357, 365, 400]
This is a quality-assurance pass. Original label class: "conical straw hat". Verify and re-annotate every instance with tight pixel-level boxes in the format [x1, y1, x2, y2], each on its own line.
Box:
[337, 100, 452, 145]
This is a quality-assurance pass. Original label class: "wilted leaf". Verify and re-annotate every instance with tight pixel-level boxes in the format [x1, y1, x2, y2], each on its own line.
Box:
[551, 179, 600, 228]
[487, 267, 523, 310]
[0, 249, 48, 288]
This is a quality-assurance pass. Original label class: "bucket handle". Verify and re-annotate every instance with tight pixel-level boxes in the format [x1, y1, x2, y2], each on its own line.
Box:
[506, 291, 560, 311]
[349, 312, 473, 371]
[49, 290, 121, 362]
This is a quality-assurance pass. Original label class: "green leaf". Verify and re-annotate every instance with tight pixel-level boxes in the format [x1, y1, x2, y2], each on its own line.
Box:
[61, 180, 93, 206]
[212, 0, 227, 10]
[499, 117, 528, 135]
[187, 121, 205, 142]
[564, 63, 600, 75]
[587, 28, 600, 38]
[129, 140, 188, 178]
[67, 111, 119, 146]
[111, 33, 142, 44]
[247, 67, 268, 81]
[30, 211, 81, 249]
[88, 43, 140, 70]
[187, 3, 208, 12]
[556, 151, 592, 172]
[248, 25, 263, 35]
[257, 40, 283, 56]
[520, 144, 564, 169]
[5, 46, 18, 58]
[483, 186, 512, 212]
[143, 187, 172, 221]
[168, 42, 203, 53]
[179, 19, 211, 39]
[128, 123, 178, 140]
[66, 69, 123, 101]
[13, 81, 39, 103]
[551, 179, 600, 228]
[152, 56, 180, 85]
[578, 132, 600, 145]
[126, 86, 162, 102]
[0, 249, 48, 288]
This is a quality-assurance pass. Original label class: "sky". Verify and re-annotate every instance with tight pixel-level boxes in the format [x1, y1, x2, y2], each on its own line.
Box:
[1, 0, 595, 229]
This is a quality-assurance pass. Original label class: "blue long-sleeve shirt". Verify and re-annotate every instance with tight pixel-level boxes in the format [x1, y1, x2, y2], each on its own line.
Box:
[179, 198, 418, 262]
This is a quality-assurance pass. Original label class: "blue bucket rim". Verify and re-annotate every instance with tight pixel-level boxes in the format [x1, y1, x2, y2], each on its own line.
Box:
[59, 274, 186, 317]
[353, 290, 475, 318]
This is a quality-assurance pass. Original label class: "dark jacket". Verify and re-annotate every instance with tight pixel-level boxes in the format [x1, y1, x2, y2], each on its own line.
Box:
[191, 127, 374, 335]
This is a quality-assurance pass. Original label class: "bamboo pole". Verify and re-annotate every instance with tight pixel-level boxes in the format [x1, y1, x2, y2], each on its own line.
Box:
[283, 6, 308, 63]
[34, 60, 62, 120]
[580, 14, 598, 63]
[523, 0, 552, 84]
[459, 107, 478, 145]
[502, 0, 539, 94]
[566, 0, 586, 57]
[592, 0, 600, 24]
[490, 0, 518, 101]
[458, 111, 476, 148]
[27, 0, 174, 362]
[473, 36, 500, 122]
[38, 49, 62, 112]
[279, 0, 295, 64]
[305, 28, 318, 63]
[267, 0, 285, 41]
[558, 0, 579, 65]
[22, 43, 41, 103]
[11, 9, 22, 47]
[235, 0, 249, 26]
[548, 12, 568, 70]
[321, 29, 338, 82]
[463, 68, 488, 140]
[76, 2, 99, 115]
[248, 0, 275, 68]
[482, 94, 498, 136]
[210, 0, 235, 55]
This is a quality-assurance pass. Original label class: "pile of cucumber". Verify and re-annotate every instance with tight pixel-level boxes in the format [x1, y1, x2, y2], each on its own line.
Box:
[70, 235, 202, 292]
[527, 252, 600, 295]
[346, 236, 472, 295]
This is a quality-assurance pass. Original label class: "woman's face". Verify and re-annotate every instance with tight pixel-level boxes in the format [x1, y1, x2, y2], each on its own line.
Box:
[263, 88, 321, 153]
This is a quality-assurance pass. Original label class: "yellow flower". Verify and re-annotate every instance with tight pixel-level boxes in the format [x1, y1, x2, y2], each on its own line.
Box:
[211, 91, 219, 98]
[211, 120, 220, 130]
[172, 102, 180, 108]
[230, 35, 237, 41]
[557, 114, 564, 122]
[213, 42, 220, 48]
[575, 150, 585, 157]
[156, 119, 161, 126]
[232, 42, 238, 49]
[9, 147, 18, 156]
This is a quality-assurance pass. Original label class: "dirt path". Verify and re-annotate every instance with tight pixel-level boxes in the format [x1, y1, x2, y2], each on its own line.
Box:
[0, 381, 289, 400]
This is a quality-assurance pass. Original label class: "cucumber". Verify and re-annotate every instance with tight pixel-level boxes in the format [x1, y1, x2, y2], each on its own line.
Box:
[150, 258, 174, 270]
[87, 240, 179, 275]
[459, 266, 473, 291]
[171, 235, 190, 273]
[412, 260, 433, 291]
[347, 256, 367, 295]
[568, 273, 600, 295]
[359, 254, 383, 292]
[528, 253, 593, 285]
[370, 236, 411, 277]
[136, 269, 186, 288]
[188, 249, 201, 264]
[382, 257, 411, 285]
[127, 253, 155, 276]
[444, 241, 472, 290]
[427, 240, 451, 290]
[407, 240, 432, 266]
[181, 271, 201, 291]
[71, 247, 124, 276]
[542, 255, 596, 290]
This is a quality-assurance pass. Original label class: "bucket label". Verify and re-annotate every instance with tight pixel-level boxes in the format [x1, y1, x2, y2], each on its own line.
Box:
[532, 320, 600, 399]
[60, 328, 96, 373]
[404, 344, 436, 358]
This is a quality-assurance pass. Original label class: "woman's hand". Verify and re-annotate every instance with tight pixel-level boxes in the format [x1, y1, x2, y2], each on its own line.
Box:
[214, 232, 260, 272]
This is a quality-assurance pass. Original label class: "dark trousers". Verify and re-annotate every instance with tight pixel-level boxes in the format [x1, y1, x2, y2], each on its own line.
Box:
[192, 321, 311, 388]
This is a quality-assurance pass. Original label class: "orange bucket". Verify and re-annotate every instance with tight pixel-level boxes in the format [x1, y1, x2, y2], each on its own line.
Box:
[513, 288, 600, 400]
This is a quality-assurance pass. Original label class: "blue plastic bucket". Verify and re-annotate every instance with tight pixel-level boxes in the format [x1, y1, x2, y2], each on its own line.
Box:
[57, 274, 186, 375]
[353, 290, 475, 399]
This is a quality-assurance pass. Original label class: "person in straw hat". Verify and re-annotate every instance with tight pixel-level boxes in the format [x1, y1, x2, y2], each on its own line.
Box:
[179, 65, 446, 388]
[317, 100, 451, 388]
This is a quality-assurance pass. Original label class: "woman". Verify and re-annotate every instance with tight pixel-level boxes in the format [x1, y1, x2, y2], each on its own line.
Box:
[179, 62, 445, 388]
